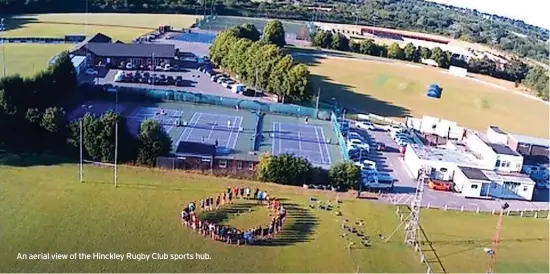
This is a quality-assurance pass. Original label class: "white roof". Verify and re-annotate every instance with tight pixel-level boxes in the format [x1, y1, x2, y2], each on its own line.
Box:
[409, 144, 479, 166]
[483, 170, 536, 185]
[71, 56, 86, 68]
[509, 134, 550, 148]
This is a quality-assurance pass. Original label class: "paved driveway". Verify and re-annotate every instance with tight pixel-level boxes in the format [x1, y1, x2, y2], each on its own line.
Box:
[94, 68, 273, 103]
[365, 127, 550, 212]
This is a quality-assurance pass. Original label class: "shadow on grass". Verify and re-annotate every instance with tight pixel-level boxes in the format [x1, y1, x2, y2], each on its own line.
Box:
[0, 150, 76, 167]
[294, 53, 410, 118]
[199, 200, 319, 247]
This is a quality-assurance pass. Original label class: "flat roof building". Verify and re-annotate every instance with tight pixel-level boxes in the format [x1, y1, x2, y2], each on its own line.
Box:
[454, 166, 535, 200]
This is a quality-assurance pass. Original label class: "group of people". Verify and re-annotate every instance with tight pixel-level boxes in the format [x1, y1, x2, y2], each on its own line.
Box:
[180, 187, 288, 245]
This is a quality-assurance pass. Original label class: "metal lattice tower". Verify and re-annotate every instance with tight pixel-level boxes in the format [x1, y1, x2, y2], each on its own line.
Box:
[404, 166, 430, 245]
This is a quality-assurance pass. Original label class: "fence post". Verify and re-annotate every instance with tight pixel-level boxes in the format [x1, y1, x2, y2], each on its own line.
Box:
[520, 211, 524, 217]
[427, 202, 431, 209]
[460, 205, 464, 212]
[444, 205, 448, 211]
[491, 209, 495, 215]
[476, 207, 480, 214]
[534, 211, 538, 218]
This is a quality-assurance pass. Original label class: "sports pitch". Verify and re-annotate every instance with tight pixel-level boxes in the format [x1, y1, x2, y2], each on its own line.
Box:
[65, 100, 343, 167]
[0, 13, 198, 76]
[0, 156, 547, 273]
[299, 53, 550, 138]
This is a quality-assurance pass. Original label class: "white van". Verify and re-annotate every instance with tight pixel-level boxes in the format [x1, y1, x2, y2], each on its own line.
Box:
[231, 84, 246, 93]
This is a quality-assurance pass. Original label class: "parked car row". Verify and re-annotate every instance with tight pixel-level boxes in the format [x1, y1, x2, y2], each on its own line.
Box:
[389, 126, 413, 147]
[199, 66, 251, 95]
[117, 62, 180, 71]
[114, 71, 188, 86]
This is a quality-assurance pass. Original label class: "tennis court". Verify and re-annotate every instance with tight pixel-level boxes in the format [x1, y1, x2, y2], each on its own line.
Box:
[271, 122, 332, 166]
[127, 107, 183, 134]
[174, 31, 216, 44]
[175, 112, 244, 149]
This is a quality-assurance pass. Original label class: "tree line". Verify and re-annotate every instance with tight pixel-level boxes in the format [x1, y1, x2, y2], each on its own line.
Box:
[311, 30, 549, 100]
[1, 0, 547, 63]
[256, 153, 361, 191]
[209, 21, 312, 102]
[0, 51, 172, 165]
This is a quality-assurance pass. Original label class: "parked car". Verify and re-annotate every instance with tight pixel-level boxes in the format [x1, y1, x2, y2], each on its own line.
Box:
[356, 121, 375, 130]
[211, 74, 223, 82]
[375, 142, 386, 151]
[85, 68, 98, 76]
[125, 63, 135, 70]
[217, 77, 230, 84]
[166, 76, 175, 85]
[348, 131, 367, 142]
[347, 138, 370, 151]
[222, 80, 236, 88]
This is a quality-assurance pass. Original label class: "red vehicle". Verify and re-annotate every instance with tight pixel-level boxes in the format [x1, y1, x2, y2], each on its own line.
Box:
[428, 179, 452, 191]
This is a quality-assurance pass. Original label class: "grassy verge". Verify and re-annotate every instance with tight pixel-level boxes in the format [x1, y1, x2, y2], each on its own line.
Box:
[0, 153, 547, 272]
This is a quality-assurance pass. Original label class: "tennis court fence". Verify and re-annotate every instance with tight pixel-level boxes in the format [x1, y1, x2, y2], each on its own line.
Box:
[331, 112, 349, 161]
[89, 86, 334, 120]
[252, 112, 264, 151]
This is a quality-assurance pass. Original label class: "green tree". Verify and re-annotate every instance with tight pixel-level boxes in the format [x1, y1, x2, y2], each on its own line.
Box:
[331, 33, 349, 51]
[230, 23, 261, 41]
[40, 107, 66, 134]
[285, 64, 311, 102]
[403, 42, 416, 61]
[261, 20, 286, 47]
[349, 40, 360, 53]
[255, 153, 313, 186]
[311, 30, 325, 48]
[419, 46, 432, 59]
[387, 42, 405, 60]
[329, 162, 360, 190]
[136, 119, 172, 166]
[267, 55, 294, 96]
[359, 39, 377, 55]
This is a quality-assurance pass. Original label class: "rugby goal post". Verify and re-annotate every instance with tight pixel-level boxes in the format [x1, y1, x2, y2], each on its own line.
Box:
[448, 66, 467, 77]
[79, 120, 119, 187]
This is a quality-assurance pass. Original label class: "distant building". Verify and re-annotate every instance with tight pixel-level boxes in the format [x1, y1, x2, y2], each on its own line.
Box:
[172, 141, 258, 178]
[71, 32, 176, 68]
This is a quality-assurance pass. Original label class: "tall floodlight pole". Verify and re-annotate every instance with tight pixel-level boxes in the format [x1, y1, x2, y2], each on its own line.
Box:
[114, 122, 118, 188]
[487, 203, 509, 273]
[315, 87, 320, 110]
[1, 18, 5, 77]
[85, 0, 89, 37]
[79, 119, 83, 183]
[372, 16, 377, 36]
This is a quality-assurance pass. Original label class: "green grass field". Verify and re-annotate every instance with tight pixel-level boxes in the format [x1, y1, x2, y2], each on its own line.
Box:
[297, 52, 550, 138]
[1, 13, 198, 77]
[0, 44, 73, 77]
[0, 153, 547, 273]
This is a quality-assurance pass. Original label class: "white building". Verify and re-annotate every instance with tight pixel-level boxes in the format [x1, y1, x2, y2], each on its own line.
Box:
[464, 131, 524, 172]
[404, 143, 534, 200]
[454, 166, 535, 200]
[71, 55, 87, 76]
[404, 144, 481, 181]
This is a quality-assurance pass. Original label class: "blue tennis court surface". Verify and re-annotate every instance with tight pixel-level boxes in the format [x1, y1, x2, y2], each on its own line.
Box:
[174, 32, 216, 44]
[272, 122, 332, 166]
[176, 112, 243, 149]
[128, 107, 182, 134]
